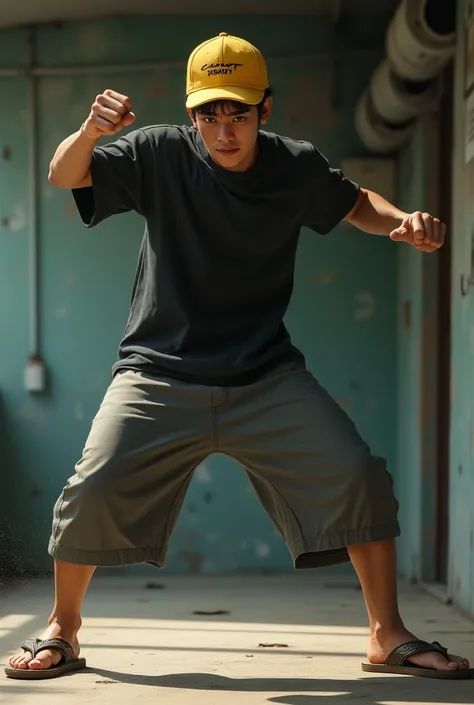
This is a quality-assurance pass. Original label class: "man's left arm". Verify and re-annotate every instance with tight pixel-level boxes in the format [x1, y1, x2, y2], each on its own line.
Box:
[345, 188, 446, 253]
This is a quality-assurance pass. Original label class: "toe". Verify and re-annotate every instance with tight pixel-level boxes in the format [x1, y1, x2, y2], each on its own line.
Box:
[28, 650, 59, 671]
[10, 653, 31, 669]
[28, 656, 52, 670]
[409, 652, 460, 671]
[449, 654, 470, 669]
[28, 659, 45, 670]
[435, 657, 458, 671]
[447, 661, 460, 670]
[437, 653, 460, 671]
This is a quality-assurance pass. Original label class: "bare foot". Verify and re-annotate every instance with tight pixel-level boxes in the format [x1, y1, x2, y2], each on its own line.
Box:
[8, 617, 81, 671]
[368, 625, 470, 672]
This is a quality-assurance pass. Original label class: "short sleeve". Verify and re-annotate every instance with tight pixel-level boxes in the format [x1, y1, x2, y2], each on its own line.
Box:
[72, 128, 151, 228]
[300, 146, 360, 235]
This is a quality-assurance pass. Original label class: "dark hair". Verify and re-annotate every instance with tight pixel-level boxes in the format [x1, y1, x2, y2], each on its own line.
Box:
[191, 87, 273, 120]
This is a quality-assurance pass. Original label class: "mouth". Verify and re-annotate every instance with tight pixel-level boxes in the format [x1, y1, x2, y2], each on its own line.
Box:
[215, 148, 240, 156]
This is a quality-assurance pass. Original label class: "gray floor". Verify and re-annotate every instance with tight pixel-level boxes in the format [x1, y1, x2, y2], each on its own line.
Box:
[1, 573, 473, 704]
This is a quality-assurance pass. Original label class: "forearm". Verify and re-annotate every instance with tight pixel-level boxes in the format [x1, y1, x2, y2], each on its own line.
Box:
[48, 127, 98, 189]
[347, 189, 409, 236]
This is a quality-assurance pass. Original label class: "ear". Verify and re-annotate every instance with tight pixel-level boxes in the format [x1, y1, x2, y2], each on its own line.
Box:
[187, 107, 197, 128]
[259, 96, 273, 125]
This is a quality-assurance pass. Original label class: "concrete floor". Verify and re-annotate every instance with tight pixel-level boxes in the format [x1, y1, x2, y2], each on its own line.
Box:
[0, 572, 473, 705]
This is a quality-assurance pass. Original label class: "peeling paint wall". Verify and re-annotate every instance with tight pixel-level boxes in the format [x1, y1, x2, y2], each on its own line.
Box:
[0, 14, 397, 575]
[0, 42, 31, 579]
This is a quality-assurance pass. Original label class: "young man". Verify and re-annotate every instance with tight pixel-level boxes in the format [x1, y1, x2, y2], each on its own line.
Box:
[6, 33, 471, 681]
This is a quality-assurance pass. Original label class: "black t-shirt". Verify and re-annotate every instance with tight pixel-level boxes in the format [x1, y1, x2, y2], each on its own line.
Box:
[72, 125, 359, 385]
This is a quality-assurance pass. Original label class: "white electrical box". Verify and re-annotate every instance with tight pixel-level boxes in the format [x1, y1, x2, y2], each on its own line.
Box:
[24, 355, 47, 393]
[341, 158, 396, 203]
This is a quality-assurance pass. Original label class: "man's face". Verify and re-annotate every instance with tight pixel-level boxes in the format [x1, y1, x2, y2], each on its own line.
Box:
[188, 97, 272, 172]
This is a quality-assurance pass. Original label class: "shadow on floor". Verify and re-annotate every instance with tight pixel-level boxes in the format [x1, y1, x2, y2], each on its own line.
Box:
[2, 670, 474, 704]
[83, 669, 474, 702]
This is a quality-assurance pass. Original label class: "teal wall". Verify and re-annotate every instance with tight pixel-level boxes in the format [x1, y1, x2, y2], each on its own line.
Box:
[0, 37, 30, 579]
[448, 0, 474, 614]
[0, 15, 398, 575]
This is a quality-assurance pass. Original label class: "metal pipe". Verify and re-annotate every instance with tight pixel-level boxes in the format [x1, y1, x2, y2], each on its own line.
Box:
[0, 47, 379, 78]
[27, 27, 39, 357]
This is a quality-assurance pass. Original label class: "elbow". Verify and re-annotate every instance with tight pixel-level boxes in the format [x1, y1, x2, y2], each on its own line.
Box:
[48, 163, 64, 188]
[48, 163, 91, 190]
[48, 164, 76, 190]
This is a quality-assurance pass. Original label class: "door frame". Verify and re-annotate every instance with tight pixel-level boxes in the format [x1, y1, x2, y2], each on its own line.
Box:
[418, 64, 453, 594]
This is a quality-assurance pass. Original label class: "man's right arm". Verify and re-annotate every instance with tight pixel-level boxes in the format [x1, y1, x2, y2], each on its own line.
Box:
[48, 89, 136, 189]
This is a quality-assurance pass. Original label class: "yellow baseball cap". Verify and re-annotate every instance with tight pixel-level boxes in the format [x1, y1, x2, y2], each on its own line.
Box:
[186, 33, 269, 109]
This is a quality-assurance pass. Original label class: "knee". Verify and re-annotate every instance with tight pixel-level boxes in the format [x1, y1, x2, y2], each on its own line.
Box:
[332, 443, 373, 481]
[74, 456, 121, 506]
[349, 452, 398, 513]
[334, 447, 395, 498]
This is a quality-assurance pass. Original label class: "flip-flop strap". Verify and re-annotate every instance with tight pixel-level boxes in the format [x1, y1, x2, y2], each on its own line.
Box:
[385, 640, 449, 667]
[432, 640, 449, 657]
[20, 637, 75, 663]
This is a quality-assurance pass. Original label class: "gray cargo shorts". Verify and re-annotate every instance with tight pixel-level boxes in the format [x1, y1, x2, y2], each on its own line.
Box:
[48, 364, 400, 569]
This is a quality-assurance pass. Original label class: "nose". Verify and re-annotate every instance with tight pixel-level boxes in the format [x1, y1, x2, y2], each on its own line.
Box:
[217, 122, 234, 143]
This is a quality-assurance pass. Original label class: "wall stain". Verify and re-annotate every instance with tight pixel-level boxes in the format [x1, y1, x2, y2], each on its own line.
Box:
[195, 464, 211, 483]
[311, 271, 334, 285]
[9, 205, 26, 231]
[354, 291, 374, 321]
[254, 540, 271, 558]
[177, 550, 204, 574]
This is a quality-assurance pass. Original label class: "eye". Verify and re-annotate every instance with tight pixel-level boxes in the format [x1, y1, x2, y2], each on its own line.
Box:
[233, 115, 247, 122]
[203, 117, 216, 124]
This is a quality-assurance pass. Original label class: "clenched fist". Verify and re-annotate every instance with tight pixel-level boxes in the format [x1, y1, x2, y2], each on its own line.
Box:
[390, 211, 446, 253]
[82, 89, 136, 140]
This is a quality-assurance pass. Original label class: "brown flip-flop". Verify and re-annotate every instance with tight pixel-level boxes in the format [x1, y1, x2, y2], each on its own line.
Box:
[4, 637, 86, 680]
[362, 639, 474, 679]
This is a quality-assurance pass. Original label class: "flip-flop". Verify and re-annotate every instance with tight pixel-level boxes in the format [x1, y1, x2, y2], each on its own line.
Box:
[362, 639, 474, 679]
[4, 637, 86, 680]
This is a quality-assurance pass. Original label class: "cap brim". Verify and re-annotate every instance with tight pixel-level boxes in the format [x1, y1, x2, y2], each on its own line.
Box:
[186, 85, 265, 109]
